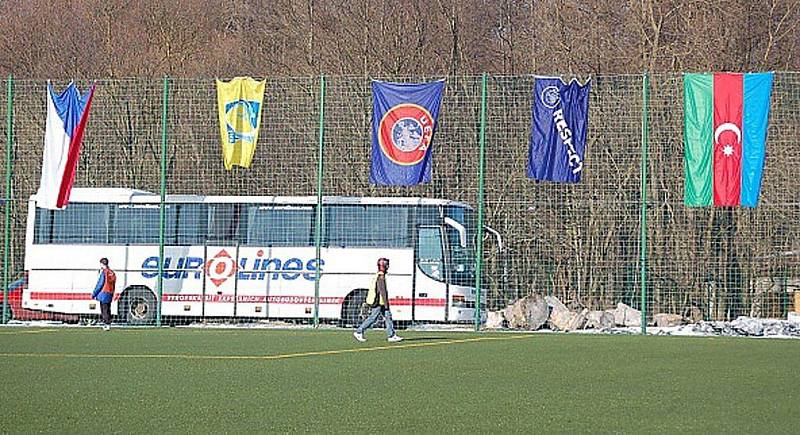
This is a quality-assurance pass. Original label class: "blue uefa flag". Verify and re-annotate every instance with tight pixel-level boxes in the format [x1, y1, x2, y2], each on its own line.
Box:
[527, 76, 591, 183]
[370, 80, 445, 185]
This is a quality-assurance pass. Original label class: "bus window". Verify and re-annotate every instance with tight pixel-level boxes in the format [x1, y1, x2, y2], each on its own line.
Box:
[176, 203, 208, 245]
[245, 205, 313, 247]
[325, 205, 409, 247]
[417, 227, 445, 281]
[33, 208, 53, 244]
[208, 204, 244, 244]
[48, 203, 110, 244]
[111, 204, 176, 244]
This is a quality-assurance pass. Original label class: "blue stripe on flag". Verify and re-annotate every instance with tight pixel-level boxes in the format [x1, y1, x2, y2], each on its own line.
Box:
[741, 72, 773, 207]
[48, 83, 91, 138]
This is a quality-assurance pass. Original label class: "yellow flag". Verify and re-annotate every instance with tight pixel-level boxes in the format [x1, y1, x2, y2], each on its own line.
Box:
[216, 77, 266, 170]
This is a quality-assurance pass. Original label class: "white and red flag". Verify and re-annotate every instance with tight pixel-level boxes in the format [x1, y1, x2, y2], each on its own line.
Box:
[37, 82, 96, 209]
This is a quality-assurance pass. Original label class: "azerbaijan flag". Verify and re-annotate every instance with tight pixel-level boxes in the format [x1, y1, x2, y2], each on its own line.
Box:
[683, 72, 773, 207]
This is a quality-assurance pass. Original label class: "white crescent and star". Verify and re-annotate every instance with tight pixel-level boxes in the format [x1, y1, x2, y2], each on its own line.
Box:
[714, 122, 742, 145]
[714, 122, 742, 158]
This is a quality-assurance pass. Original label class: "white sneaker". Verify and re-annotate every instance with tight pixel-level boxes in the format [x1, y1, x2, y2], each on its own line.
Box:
[387, 335, 403, 342]
[103, 325, 110, 331]
[353, 332, 366, 342]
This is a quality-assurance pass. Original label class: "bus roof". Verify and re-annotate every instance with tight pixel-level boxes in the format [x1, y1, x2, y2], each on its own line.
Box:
[30, 188, 473, 208]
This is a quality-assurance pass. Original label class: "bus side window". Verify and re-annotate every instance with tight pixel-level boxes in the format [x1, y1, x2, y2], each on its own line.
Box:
[34, 208, 54, 244]
[418, 227, 444, 282]
[208, 204, 244, 244]
[176, 203, 208, 245]
[245, 205, 314, 247]
[51, 203, 110, 244]
[111, 204, 176, 245]
[324, 205, 409, 248]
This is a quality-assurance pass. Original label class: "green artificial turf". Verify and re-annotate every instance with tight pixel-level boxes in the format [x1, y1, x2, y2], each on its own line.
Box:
[0, 327, 798, 433]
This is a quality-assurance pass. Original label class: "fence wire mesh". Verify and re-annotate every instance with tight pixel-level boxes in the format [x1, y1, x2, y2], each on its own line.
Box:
[2, 73, 798, 328]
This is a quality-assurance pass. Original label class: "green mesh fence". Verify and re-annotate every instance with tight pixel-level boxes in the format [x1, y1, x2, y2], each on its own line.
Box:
[2, 73, 798, 328]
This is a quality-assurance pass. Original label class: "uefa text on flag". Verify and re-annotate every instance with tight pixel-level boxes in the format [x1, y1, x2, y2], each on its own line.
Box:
[370, 80, 445, 186]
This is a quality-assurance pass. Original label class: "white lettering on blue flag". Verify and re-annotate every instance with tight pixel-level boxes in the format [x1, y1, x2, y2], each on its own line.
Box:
[527, 77, 591, 183]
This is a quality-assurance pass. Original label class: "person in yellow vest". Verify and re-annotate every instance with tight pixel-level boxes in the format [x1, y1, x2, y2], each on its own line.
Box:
[353, 258, 403, 343]
[91, 258, 117, 331]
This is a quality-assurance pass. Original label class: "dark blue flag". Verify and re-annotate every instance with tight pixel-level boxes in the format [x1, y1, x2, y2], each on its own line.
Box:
[370, 80, 445, 185]
[527, 77, 591, 183]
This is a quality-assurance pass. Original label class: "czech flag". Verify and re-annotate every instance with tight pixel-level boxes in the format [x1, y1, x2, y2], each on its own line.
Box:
[37, 82, 96, 210]
[684, 72, 773, 207]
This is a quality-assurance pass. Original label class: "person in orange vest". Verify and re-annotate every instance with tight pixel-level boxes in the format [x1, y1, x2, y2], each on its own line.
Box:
[91, 258, 117, 331]
[354, 258, 403, 343]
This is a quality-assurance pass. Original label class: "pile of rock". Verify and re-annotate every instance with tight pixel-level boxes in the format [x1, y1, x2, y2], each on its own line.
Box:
[687, 316, 800, 337]
[486, 295, 686, 332]
[486, 296, 800, 338]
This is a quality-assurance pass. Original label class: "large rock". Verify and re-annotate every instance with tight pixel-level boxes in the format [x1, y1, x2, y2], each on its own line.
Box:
[545, 295, 568, 313]
[503, 294, 549, 330]
[654, 313, 684, 327]
[585, 310, 614, 329]
[568, 308, 589, 330]
[549, 308, 589, 331]
[485, 310, 505, 329]
[613, 303, 641, 327]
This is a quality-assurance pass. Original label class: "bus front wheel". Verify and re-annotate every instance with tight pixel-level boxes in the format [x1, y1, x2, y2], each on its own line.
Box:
[340, 290, 368, 328]
[119, 287, 157, 325]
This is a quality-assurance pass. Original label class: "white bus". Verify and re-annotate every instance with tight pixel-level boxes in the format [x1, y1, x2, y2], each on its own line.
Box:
[22, 188, 490, 325]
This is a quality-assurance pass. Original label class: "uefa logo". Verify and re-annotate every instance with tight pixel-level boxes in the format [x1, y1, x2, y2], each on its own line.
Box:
[378, 104, 435, 166]
[541, 86, 561, 109]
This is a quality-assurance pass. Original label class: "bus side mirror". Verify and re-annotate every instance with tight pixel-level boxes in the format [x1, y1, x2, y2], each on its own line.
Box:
[443, 217, 467, 248]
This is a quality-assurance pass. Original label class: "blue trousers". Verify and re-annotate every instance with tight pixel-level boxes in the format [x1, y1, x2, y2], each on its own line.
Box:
[356, 306, 396, 337]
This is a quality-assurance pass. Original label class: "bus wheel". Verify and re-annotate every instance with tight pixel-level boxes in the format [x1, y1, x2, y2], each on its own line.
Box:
[339, 290, 367, 328]
[119, 287, 157, 325]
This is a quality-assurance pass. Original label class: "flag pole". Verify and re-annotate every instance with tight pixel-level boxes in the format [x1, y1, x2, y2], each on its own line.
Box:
[474, 73, 488, 331]
[313, 75, 326, 328]
[639, 72, 650, 335]
[2, 76, 13, 324]
[156, 75, 170, 327]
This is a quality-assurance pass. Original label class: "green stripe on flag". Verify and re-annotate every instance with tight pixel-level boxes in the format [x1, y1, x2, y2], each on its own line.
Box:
[683, 73, 713, 207]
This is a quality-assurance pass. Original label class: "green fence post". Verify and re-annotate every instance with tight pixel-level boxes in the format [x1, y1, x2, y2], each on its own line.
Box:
[2, 76, 12, 324]
[639, 72, 650, 335]
[313, 75, 326, 328]
[157, 76, 170, 327]
[474, 73, 488, 331]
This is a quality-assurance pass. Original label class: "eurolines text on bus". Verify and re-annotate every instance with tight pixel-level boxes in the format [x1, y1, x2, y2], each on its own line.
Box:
[140, 254, 324, 283]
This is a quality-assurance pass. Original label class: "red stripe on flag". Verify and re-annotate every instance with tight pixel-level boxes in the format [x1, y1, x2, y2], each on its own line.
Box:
[712, 73, 743, 206]
[56, 83, 96, 209]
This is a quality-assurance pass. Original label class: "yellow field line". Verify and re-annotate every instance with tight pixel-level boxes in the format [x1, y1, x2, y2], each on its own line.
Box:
[0, 329, 60, 335]
[0, 334, 533, 361]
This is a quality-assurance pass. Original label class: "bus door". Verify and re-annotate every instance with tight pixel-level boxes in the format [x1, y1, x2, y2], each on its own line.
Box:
[202, 245, 239, 316]
[202, 204, 243, 317]
[414, 226, 447, 322]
